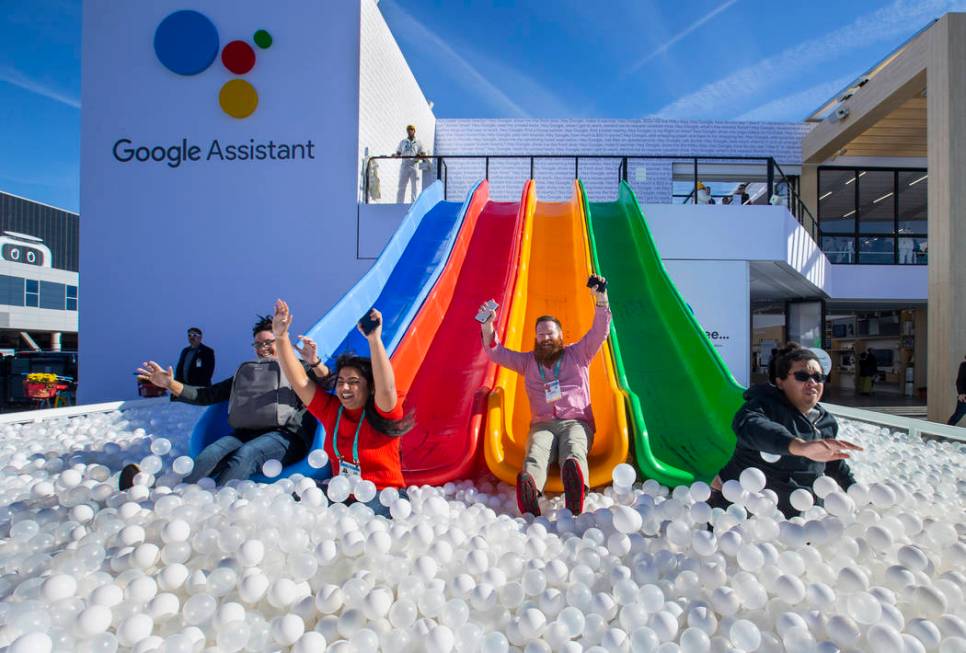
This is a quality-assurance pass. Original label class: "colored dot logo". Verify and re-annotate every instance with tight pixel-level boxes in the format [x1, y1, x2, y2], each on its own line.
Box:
[153, 10, 272, 120]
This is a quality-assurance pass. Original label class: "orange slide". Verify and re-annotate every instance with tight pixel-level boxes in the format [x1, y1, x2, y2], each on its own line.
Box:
[484, 181, 629, 492]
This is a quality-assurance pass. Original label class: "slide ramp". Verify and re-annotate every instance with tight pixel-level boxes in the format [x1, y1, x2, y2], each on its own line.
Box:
[393, 181, 534, 486]
[484, 182, 629, 492]
[585, 181, 744, 485]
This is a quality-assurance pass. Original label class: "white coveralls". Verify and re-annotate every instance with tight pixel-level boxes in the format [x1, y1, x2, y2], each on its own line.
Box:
[396, 138, 424, 203]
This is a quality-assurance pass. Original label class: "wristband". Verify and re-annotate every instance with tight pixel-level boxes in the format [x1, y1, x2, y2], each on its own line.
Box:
[311, 359, 322, 367]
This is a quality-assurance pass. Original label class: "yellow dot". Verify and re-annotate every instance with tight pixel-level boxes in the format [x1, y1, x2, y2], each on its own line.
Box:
[219, 79, 258, 119]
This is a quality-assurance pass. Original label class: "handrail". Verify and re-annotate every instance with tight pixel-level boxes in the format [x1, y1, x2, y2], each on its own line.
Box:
[823, 402, 966, 442]
[0, 397, 169, 425]
[363, 153, 817, 241]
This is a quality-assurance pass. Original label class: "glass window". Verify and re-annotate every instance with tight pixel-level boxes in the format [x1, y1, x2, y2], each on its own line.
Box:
[857, 171, 894, 233]
[818, 170, 855, 233]
[898, 171, 927, 233]
[822, 236, 855, 263]
[858, 236, 895, 264]
[25, 279, 39, 307]
[66, 285, 78, 311]
[898, 236, 928, 265]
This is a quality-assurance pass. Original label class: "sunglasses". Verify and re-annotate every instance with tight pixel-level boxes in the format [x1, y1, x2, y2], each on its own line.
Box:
[792, 371, 826, 383]
[252, 339, 276, 350]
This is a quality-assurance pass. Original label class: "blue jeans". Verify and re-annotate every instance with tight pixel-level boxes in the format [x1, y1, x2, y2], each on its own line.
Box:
[948, 400, 966, 426]
[186, 431, 303, 485]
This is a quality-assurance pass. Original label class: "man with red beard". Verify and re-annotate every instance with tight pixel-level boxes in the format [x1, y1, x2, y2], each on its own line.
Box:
[479, 275, 611, 516]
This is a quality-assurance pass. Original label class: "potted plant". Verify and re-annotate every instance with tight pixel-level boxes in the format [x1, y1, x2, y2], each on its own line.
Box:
[24, 372, 59, 399]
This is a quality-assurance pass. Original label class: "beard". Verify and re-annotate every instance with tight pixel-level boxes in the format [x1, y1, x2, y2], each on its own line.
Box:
[534, 338, 564, 366]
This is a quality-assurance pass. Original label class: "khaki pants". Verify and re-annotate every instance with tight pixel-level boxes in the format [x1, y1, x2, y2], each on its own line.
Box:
[525, 419, 593, 491]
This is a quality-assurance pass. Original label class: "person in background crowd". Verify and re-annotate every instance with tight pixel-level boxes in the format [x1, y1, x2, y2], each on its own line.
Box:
[174, 327, 215, 387]
[696, 182, 715, 204]
[710, 345, 863, 518]
[947, 353, 966, 426]
[395, 124, 426, 204]
[478, 275, 611, 517]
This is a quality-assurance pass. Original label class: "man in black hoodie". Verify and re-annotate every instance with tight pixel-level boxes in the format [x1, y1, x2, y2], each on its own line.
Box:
[713, 346, 863, 518]
[947, 354, 966, 426]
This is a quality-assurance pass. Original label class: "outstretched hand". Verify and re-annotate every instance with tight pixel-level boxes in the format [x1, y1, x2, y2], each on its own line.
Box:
[273, 299, 293, 338]
[136, 361, 173, 389]
[789, 438, 863, 462]
[295, 335, 319, 364]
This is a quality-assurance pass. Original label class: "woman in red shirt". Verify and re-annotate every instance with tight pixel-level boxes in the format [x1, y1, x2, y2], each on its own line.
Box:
[272, 299, 412, 516]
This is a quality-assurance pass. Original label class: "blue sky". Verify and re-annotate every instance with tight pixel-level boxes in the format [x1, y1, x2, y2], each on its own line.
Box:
[2, 0, 964, 213]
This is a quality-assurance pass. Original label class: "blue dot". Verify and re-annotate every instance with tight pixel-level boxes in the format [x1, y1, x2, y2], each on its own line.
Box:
[154, 10, 219, 76]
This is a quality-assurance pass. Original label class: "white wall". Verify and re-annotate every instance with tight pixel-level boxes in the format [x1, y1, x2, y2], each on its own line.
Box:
[81, 1, 367, 401]
[829, 264, 927, 301]
[358, 0, 436, 203]
[664, 260, 751, 385]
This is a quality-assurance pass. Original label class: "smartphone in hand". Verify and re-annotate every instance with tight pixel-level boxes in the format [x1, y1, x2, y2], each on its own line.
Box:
[475, 299, 499, 324]
[587, 276, 607, 292]
[359, 311, 381, 335]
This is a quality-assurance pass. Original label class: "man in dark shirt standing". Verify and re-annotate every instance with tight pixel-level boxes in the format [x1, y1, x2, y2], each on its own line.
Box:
[174, 327, 215, 387]
[947, 354, 966, 426]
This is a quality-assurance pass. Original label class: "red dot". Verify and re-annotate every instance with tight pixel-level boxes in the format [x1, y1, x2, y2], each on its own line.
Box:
[221, 40, 255, 74]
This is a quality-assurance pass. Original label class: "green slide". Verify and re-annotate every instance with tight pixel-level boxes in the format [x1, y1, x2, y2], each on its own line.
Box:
[582, 181, 746, 486]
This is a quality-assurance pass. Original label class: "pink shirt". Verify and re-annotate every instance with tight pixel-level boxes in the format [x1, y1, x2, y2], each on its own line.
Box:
[484, 305, 611, 431]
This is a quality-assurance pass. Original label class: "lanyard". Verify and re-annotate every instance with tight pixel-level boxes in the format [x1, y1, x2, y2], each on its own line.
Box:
[538, 357, 563, 382]
[331, 405, 365, 464]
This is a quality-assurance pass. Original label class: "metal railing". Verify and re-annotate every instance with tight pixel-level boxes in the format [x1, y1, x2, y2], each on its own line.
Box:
[824, 402, 966, 443]
[363, 154, 819, 241]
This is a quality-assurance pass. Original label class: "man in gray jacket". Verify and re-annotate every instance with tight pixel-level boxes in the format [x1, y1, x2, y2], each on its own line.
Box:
[134, 315, 329, 486]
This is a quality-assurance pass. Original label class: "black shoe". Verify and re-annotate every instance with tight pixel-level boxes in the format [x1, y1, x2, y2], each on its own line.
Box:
[516, 471, 540, 516]
[119, 464, 140, 491]
[562, 458, 586, 515]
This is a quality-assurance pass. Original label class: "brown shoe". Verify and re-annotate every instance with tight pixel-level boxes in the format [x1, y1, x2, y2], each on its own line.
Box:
[119, 464, 140, 491]
[562, 457, 585, 515]
[516, 471, 540, 516]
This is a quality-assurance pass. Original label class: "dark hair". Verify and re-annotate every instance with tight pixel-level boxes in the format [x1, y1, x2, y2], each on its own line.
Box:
[323, 353, 413, 436]
[774, 345, 820, 381]
[768, 342, 799, 384]
[187, 327, 202, 335]
[535, 315, 562, 330]
[252, 315, 273, 338]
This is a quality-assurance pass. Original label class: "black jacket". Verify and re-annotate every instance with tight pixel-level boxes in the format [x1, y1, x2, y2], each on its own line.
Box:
[175, 344, 216, 386]
[957, 361, 966, 395]
[720, 384, 855, 493]
[172, 362, 318, 451]
[859, 354, 878, 377]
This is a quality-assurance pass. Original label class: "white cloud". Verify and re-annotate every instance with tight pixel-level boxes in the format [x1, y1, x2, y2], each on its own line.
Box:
[653, 0, 966, 119]
[625, 0, 740, 75]
[380, 1, 530, 118]
[734, 74, 857, 122]
[0, 64, 80, 109]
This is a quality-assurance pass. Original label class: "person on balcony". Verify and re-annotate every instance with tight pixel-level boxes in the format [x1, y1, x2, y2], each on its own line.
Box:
[395, 124, 426, 204]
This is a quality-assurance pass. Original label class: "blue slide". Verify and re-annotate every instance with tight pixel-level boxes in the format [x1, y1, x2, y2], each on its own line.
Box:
[189, 181, 480, 482]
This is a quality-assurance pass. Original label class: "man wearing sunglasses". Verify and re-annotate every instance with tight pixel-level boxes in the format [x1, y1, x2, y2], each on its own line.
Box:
[711, 345, 863, 518]
[132, 315, 329, 487]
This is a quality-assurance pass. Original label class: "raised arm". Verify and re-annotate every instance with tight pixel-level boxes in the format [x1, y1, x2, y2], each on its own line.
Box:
[360, 308, 397, 412]
[572, 275, 612, 365]
[272, 299, 318, 407]
[478, 303, 529, 374]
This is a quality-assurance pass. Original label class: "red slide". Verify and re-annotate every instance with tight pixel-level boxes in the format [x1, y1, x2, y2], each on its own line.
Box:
[393, 181, 533, 486]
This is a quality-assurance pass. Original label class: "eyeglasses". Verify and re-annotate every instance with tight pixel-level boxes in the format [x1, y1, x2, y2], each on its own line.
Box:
[792, 371, 826, 384]
[187, 332, 201, 337]
[252, 339, 276, 350]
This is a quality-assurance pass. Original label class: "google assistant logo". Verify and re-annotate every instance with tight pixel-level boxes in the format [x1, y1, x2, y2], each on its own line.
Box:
[153, 10, 272, 119]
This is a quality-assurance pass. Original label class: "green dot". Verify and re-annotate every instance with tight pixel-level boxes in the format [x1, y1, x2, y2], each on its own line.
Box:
[253, 29, 272, 49]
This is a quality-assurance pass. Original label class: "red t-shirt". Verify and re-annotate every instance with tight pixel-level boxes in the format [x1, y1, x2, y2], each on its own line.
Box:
[307, 390, 406, 489]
